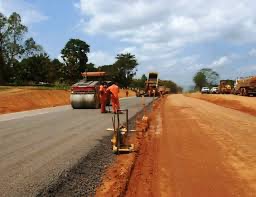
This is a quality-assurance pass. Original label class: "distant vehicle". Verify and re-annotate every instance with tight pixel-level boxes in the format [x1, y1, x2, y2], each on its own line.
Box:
[38, 82, 49, 85]
[219, 80, 234, 94]
[165, 88, 171, 94]
[136, 89, 145, 97]
[233, 76, 256, 96]
[210, 87, 218, 94]
[145, 72, 159, 97]
[201, 87, 210, 94]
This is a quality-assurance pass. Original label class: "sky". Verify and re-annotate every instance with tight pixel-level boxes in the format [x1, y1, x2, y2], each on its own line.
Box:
[0, 0, 256, 88]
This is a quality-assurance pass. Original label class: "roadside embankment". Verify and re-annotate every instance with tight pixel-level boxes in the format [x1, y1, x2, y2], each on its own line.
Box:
[95, 97, 162, 197]
[0, 87, 135, 114]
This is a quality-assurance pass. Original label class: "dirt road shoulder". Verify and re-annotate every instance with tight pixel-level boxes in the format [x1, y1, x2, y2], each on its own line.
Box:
[185, 93, 256, 116]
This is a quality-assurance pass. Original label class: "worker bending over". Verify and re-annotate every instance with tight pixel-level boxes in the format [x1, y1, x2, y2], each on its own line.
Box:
[99, 82, 108, 113]
[107, 82, 120, 113]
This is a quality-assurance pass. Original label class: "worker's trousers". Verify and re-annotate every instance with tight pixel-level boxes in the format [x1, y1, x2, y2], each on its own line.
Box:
[100, 97, 106, 113]
[111, 97, 120, 113]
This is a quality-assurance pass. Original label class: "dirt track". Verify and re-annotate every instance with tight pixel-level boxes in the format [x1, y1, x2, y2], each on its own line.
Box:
[125, 95, 256, 196]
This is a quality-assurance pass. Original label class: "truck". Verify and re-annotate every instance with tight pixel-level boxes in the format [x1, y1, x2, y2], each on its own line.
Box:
[70, 72, 110, 109]
[158, 85, 166, 95]
[233, 76, 256, 96]
[144, 72, 159, 97]
[218, 80, 234, 94]
[136, 88, 145, 97]
[165, 87, 170, 94]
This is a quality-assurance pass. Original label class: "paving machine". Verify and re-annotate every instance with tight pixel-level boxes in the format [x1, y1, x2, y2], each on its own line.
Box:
[70, 72, 110, 109]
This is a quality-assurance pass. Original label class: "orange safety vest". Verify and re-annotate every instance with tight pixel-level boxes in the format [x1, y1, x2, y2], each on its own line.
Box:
[107, 84, 119, 99]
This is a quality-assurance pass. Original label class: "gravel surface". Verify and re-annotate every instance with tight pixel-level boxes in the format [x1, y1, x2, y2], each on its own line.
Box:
[0, 97, 153, 197]
[36, 136, 114, 197]
[36, 103, 150, 197]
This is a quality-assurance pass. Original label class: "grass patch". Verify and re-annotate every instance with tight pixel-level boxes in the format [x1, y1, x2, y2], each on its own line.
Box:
[0, 85, 70, 91]
[0, 86, 12, 91]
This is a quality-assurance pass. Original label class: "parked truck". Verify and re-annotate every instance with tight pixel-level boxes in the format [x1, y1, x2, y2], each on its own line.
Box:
[219, 80, 234, 94]
[145, 72, 159, 97]
[233, 76, 256, 96]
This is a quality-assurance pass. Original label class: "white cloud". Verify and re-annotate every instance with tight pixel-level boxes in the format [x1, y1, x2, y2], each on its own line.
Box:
[249, 48, 256, 56]
[88, 51, 115, 66]
[75, 0, 256, 86]
[210, 56, 231, 68]
[0, 0, 47, 25]
[76, 0, 256, 45]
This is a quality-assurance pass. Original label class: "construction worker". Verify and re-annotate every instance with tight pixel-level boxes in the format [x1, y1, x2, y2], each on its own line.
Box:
[99, 82, 107, 113]
[107, 82, 120, 113]
[125, 88, 129, 97]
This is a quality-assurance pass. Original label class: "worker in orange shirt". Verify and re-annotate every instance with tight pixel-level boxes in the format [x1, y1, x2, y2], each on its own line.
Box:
[107, 82, 120, 113]
[99, 82, 107, 113]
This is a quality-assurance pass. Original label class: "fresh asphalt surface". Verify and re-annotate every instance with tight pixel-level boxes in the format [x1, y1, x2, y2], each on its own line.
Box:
[0, 97, 153, 196]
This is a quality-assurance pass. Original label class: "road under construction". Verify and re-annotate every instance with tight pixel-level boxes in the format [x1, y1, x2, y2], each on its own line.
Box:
[1, 77, 256, 196]
[0, 97, 153, 196]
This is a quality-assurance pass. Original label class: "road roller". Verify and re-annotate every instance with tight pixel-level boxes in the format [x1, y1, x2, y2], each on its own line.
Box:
[70, 72, 110, 109]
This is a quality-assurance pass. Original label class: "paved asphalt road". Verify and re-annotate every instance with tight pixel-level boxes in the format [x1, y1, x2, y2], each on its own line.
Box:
[0, 97, 153, 197]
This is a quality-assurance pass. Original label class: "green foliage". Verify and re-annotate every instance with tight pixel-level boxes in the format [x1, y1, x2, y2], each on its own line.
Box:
[61, 38, 90, 84]
[159, 80, 183, 93]
[13, 54, 51, 84]
[99, 53, 138, 87]
[200, 68, 219, 85]
[130, 74, 147, 88]
[141, 74, 147, 83]
[193, 68, 219, 89]
[0, 12, 43, 84]
[23, 38, 44, 58]
[48, 59, 65, 83]
[0, 12, 183, 90]
[193, 71, 207, 90]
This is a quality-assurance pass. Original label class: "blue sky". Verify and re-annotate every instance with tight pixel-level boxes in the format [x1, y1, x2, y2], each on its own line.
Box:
[1, 0, 256, 88]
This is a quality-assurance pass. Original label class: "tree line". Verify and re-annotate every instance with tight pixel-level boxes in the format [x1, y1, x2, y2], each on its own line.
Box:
[0, 11, 181, 92]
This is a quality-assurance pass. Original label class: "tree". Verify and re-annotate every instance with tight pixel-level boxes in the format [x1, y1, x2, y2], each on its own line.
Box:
[23, 37, 44, 58]
[159, 80, 182, 93]
[193, 68, 219, 89]
[130, 74, 147, 88]
[141, 74, 147, 83]
[193, 71, 207, 90]
[48, 59, 65, 83]
[112, 53, 138, 87]
[0, 13, 9, 84]
[0, 12, 43, 84]
[86, 63, 97, 72]
[200, 68, 219, 86]
[61, 38, 90, 83]
[13, 54, 51, 84]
